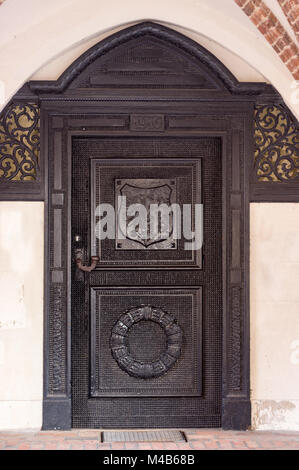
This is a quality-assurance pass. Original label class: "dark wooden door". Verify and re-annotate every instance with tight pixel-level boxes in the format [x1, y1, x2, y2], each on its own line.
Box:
[71, 136, 222, 428]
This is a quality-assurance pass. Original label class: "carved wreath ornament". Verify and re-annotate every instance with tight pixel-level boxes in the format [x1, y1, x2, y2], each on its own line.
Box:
[110, 306, 183, 379]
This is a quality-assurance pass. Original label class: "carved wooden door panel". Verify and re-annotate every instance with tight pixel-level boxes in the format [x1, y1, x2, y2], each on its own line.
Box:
[71, 137, 222, 428]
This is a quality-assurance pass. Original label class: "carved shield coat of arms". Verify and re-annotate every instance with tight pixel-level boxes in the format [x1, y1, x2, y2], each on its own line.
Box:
[115, 179, 177, 249]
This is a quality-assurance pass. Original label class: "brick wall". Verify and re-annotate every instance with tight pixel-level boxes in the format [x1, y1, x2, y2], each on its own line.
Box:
[278, 0, 299, 42]
[234, 0, 299, 79]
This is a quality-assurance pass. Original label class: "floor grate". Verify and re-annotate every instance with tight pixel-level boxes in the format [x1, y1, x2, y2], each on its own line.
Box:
[102, 430, 187, 443]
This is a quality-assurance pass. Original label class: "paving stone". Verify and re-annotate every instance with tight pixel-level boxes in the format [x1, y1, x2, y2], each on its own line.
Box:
[0, 429, 299, 450]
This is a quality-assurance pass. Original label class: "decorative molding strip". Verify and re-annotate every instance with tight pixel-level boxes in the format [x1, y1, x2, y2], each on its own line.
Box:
[54, 131, 62, 190]
[0, 102, 40, 181]
[231, 209, 241, 269]
[50, 285, 64, 394]
[254, 104, 299, 182]
[53, 209, 62, 268]
[231, 287, 242, 391]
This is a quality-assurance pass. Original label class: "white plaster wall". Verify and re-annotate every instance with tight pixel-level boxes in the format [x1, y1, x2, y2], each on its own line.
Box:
[250, 204, 299, 431]
[0, 202, 44, 430]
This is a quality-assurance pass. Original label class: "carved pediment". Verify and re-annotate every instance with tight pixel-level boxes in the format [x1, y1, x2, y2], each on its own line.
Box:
[69, 36, 223, 90]
[29, 22, 275, 96]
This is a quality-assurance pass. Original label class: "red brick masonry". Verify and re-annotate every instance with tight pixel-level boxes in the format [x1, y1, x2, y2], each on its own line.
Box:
[234, 0, 299, 79]
[278, 0, 299, 42]
[0, 429, 299, 450]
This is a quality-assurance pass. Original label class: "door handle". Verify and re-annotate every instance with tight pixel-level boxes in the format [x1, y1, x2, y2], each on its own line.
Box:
[74, 242, 99, 273]
[76, 255, 99, 272]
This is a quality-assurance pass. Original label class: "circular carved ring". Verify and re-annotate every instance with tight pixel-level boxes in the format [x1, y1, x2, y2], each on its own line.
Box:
[110, 306, 183, 379]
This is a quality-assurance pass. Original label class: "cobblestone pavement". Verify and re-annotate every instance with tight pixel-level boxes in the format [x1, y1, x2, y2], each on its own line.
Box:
[0, 429, 299, 450]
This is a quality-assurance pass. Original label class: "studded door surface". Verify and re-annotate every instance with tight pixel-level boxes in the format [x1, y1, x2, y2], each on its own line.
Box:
[71, 137, 222, 428]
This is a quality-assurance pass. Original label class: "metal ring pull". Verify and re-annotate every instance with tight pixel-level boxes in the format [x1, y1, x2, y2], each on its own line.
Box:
[76, 256, 99, 272]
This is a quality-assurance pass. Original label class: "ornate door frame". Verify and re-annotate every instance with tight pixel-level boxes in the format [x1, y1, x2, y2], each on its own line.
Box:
[1, 22, 296, 430]
[40, 100, 252, 430]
